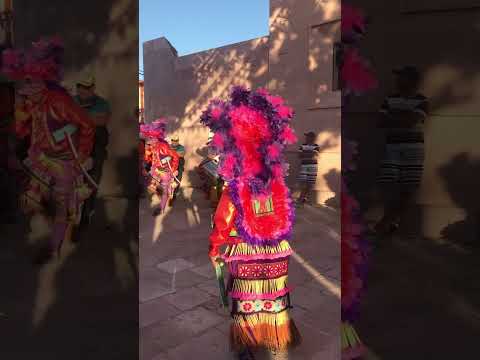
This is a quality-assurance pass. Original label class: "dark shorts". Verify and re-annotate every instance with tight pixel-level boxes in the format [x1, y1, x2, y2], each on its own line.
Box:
[297, 163, 318, 185]
[377, 143, 424, 187]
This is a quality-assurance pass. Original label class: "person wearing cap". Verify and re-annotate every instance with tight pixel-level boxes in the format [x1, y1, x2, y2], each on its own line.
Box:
[297, 131, 320, 206]
[74, 74, 111, 229]
[197, 132, 222, 206]
[375, 65, 429, 237]
[169, 134, 185, 205]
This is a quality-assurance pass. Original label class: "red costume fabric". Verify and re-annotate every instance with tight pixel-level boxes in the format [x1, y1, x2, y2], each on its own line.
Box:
[209, 177, 292, 257]
[209, 188, 239, 257]
[15, 89, 94, 161]
[150, 140, 179, 174]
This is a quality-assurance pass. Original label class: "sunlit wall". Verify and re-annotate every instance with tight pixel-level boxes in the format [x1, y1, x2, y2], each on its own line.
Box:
[143, 0, 341, 205]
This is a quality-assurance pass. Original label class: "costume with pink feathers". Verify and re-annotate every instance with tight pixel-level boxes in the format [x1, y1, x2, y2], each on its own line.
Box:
[140, 119, 179, 214]
[201, 87, 301, 353]
[1, 37, 95, 259]
[340, 5, 377, 359]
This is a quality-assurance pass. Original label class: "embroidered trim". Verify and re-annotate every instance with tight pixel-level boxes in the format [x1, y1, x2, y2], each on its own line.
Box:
[223, 250, 293, 262]
[234, 294, 290, 314]
[238, 260, 288, 280]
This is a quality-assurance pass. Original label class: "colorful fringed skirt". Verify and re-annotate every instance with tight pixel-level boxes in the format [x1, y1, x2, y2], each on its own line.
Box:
[21, 152, 91, 223]
[223, 240, 302, 351]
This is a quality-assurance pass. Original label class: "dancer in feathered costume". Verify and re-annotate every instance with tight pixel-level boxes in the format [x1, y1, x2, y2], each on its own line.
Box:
[201, 87, 301, 360]
[140, 118, 179, 216]
[1, 37, 96, 264]
[341, 142, 369, 359]
[340, 4, 377, 358]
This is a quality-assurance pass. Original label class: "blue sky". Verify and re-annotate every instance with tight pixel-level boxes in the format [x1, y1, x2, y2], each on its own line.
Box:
[139, 0, 269, 79]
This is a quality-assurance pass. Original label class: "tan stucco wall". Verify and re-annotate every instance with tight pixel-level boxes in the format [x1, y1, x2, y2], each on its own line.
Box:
[344, 0, 480, 238]
[143, 0, 341, 205]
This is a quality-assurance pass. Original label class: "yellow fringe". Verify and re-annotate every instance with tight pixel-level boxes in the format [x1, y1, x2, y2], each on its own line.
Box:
[231, 275, 288, 294]
[227, 240, 291, 257]
[231, 312, 301, 351]
[341, 322, 363, 350]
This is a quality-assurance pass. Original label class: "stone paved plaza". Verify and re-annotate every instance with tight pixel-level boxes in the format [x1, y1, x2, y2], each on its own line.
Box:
[139, 189, 341, 360]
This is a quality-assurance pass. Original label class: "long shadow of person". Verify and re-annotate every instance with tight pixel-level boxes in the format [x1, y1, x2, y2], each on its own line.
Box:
[438, 153, 480, 249]
[8, 148, 140, 359]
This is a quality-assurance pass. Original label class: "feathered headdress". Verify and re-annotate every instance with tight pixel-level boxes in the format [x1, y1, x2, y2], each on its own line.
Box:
[140, 118, 167, 140]
[341, 4, 367, 43]
[201, 86, 297, 246]
[1, 36, 64, 82]
[340, 5, 377, 96]
[200, 86, 297, 194]
[341, 5, 374, 358]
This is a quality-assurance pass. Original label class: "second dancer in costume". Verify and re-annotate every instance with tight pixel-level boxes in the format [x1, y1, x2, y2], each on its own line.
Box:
[201, 87, 301, 360]
[140, 118, 179, 216]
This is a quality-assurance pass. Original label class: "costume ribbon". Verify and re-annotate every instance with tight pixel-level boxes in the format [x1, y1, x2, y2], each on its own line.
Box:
[215, 259, 229, 308]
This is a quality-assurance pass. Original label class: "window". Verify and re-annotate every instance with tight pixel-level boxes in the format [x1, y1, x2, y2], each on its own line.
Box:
[332, 42, 342, 91]
[308, 20, 341, 108]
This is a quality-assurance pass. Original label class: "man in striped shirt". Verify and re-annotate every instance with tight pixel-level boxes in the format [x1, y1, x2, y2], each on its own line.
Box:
[297, 131, 320, 206]
[375, 66, 429, 236]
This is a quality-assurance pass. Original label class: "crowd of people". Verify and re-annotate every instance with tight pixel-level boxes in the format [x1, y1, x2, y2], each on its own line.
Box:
[0, 37, 111, 264]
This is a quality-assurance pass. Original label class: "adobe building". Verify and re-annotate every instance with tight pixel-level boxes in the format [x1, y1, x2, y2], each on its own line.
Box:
[344, 0, 480, 239]
[143, 0, 341, 205]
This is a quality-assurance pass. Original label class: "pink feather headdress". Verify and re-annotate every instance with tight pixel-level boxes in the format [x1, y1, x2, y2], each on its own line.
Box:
[1, 36, 64, 82]
[140, 118, 167, 140]
[200, 86, 297, 193]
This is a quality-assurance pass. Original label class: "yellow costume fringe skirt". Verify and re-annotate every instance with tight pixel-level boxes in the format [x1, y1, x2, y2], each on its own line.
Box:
[223, 240, 302, 351]
[341, 322, 366, 359]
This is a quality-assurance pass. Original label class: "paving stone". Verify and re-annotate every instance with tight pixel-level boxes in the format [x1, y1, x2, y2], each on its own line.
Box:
[156, 258, 196, 274]
[201, 296, 231, 319]
[324, 266, 341, 280]
[197, 279, 222, 297]
[289, 321, 335, 359]
[163, 287, 213, 311]
[139, 298, 182, 328]
[287, 261, 318, 286]
[290, 285, 331, 311]
[170, 269, 211, 290]
[175, 306, 225, 334]
[151, 353, 170, 360]
[215, 320, 231, 335]
[140, 267, 175, 303]
[166, 328, 233, 360]
[140, 251, 160, 269]
[142, 321, 194, 353]
[190, 263, 217, 279]
[140, 325, 168, 360]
